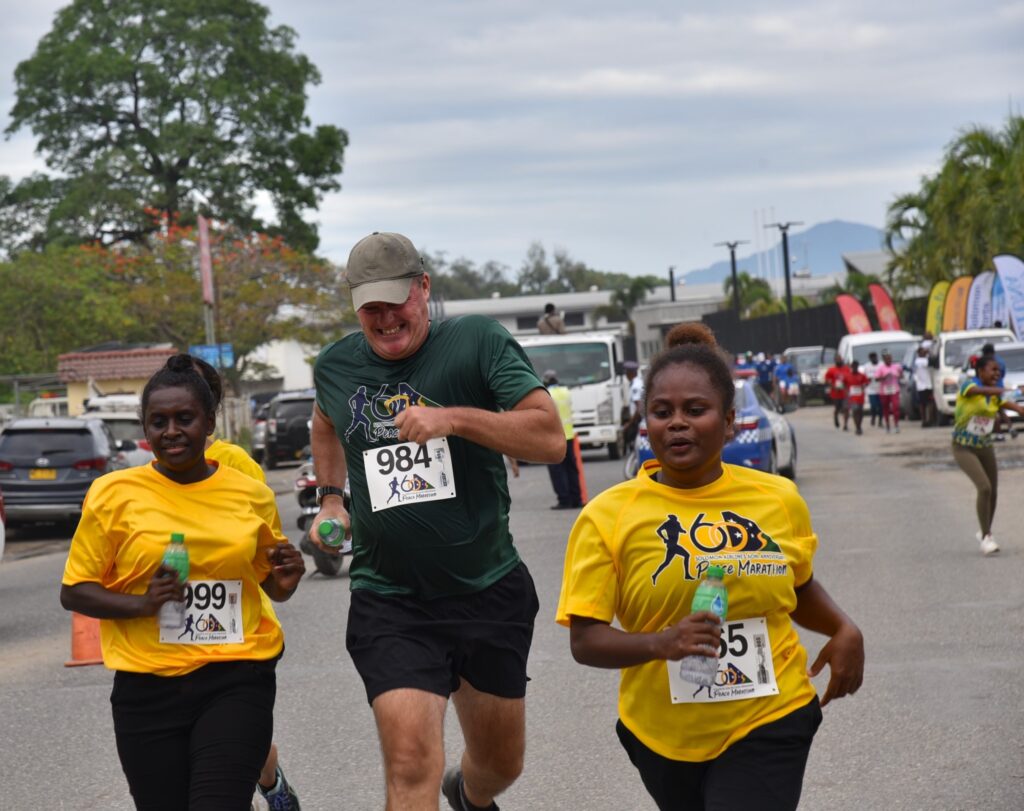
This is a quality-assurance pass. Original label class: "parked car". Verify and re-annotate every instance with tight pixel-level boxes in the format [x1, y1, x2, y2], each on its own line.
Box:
[927, 328, 1016, 424]
[783, 345, 833, 406]
[629, 376, 796, 479]
[837, 330, 920, 368]
[81, 394, 153, 467]
[0, 417, 125, 525]
[251, 403, 269, 465]
[0, 485, 6, 561]
[264, 390, 316, 469]
[957, 341, 1024, 422]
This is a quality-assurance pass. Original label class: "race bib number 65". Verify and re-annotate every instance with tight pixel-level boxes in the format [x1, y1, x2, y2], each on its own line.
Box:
[363, 436, 457, 512]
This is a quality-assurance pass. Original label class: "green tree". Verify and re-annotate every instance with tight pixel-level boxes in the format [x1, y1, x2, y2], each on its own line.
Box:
[3, 0, 346, 255]
[517, 242, 552, 294]
[818, 269, 881, 304]
[722, 272, 774, 316]
[885, 115, 1024, 294]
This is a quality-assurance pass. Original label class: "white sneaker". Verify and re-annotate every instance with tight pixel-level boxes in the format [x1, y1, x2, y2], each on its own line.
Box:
[979, 534, 1000, 556]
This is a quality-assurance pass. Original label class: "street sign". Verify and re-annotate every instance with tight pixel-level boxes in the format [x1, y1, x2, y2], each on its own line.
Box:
[188, 343, 234, 369]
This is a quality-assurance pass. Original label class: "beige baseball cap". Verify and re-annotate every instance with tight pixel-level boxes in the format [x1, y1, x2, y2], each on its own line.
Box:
[346, 232, 424, 310]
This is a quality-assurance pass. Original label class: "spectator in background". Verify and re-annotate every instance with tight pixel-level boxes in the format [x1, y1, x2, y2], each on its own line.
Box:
[755, 352, 776, 398]
[622, 361, 644, 450]
[913, 346, 936, 428]
[774, 354, 799, 410]
[543, 370, 583, 510]
[862, 352, 883, 428]
[537, 303, 567, 335]
[824, 354, 847, 429]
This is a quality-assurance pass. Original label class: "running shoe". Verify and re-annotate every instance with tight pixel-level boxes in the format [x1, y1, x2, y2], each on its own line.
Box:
[978, 533, 1000, 556]
[257, 766, 301, 811]
[442, 768, 499, 811]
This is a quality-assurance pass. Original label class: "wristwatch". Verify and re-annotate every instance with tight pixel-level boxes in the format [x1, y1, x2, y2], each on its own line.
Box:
[315, 485, 345, 505]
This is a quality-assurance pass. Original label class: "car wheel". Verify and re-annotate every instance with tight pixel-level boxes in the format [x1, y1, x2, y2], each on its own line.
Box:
[767, 445, 779, 476]
[780, 434, 797, 479]
[607, 436, 623, 460]
[301, 530, 345, 577]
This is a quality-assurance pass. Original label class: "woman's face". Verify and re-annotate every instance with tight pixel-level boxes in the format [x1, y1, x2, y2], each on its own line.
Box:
[646, 361, 734, 489]
[978, 359, 1001, 386]
[144, 385, 215, 484]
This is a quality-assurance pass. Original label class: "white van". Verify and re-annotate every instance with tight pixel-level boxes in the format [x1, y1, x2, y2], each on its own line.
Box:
[837, 331, 920, 368]
[927, 328, 1016, 420]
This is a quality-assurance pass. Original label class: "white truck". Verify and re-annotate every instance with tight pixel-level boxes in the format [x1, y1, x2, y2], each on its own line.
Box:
[516, 331, 631, 459]
[926, 328, 1016, 422]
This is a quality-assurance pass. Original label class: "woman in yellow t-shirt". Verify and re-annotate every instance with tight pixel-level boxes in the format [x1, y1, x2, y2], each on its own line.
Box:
[60, 354, 304, 810]
[557, 324, 864, 811]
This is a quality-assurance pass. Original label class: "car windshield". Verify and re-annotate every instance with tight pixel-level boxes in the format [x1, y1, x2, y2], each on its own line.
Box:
[0, 428, 96, 462]
[944, 335, 1015, 368]
[788, 351, 821, 371]
[99, 418, 144, 442]
[1000, 348, 1024, 373]
[850, 340, 918, 365]
[276, 400, 314, 420]
[523, 343, 612, 385]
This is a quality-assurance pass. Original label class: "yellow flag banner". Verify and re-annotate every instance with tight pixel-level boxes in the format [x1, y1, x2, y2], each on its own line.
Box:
[942, 276, 972, 331]
[925, 281, 950, 336]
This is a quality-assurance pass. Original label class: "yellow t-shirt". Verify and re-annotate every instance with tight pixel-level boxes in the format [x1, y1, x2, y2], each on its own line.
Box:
[556, 461, 818, 762]
[62, 462, 286, 676]
[206, 438, 266, 483]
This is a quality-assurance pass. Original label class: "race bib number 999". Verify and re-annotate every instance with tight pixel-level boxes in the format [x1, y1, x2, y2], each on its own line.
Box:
[159, 580, 243, 645]
[363, 436, 457, 512]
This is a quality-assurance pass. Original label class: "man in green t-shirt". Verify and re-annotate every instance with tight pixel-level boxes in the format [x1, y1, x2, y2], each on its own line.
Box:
[310, 231, 565, 811]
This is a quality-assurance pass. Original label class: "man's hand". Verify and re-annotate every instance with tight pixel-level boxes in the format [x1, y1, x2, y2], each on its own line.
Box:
[394, 405, 455, 444]
[310, 498, 351, 556]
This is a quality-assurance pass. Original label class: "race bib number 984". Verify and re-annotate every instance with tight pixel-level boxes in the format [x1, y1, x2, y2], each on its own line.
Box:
[363, 436, 457, 512]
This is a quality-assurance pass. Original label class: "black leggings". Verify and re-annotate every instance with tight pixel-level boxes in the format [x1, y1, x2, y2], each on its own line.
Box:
[111, 658, 277, 810]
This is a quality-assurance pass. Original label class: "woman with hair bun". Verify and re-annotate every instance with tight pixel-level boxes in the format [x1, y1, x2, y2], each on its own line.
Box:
[60, 353, 304, 810]
[558, 323, 863, 810]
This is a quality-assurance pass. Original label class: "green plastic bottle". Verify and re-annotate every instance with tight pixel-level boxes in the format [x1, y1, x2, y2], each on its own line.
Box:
[158, 533, 189, 629]
[318, 517, 347, 548]
[678, 565, 728, 686]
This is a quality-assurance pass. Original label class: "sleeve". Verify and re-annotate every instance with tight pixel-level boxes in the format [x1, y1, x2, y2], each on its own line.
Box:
[62, 485, 116, 586]
[252, 484, 288, 582]
[477, 317, 545, 410]
[783, 485, 818, 588]
[959, 379, 979, 398]
[555, 505, 620, 627]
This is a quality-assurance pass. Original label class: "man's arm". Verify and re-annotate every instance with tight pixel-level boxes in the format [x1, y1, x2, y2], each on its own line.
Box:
[394, 387, 565, 464]
[310, 405, 351, 551]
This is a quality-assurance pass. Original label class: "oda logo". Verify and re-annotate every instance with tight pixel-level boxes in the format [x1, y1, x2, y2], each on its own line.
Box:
[687, 510, 781, 554]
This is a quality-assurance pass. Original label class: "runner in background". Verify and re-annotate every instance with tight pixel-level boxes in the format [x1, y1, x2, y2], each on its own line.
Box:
[912, 346, 936, 428]
[876, 352, 903, 434]
[557, 323, 863, 811]
[861, 352, 883, 428]
[842, 361, 870, 435]
[823, 354, 847, 429]
[774, 354, 798, 411]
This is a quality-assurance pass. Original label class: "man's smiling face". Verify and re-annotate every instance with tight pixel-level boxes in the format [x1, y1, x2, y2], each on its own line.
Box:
[357, 274, 432, 361]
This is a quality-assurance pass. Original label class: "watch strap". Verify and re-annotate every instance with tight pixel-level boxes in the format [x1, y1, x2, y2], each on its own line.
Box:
[316, 485, 345, 505]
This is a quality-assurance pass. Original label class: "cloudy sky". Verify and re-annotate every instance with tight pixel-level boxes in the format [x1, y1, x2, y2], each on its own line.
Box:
[2, 1, 1022, 279]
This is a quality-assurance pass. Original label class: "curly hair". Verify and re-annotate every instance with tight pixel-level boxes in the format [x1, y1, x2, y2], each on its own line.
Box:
[141, 354, 216, 419]
[645, 323, 735, 412]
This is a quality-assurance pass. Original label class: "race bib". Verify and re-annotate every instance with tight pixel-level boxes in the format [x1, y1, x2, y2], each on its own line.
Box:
[159, 580, 244, 645]
[363, 436, 457, 512]
[668, 617, 779, 704]
[967, 416, 994, 437]
[849, 386, 863, 397]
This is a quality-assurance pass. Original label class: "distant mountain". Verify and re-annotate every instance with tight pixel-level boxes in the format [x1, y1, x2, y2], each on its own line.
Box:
[683, 220, 885, 285]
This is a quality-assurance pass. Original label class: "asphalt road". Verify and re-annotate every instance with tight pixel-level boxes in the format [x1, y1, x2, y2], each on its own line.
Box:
[3, 409, 1024, 810]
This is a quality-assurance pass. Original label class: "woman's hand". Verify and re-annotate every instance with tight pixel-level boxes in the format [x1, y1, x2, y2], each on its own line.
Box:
[808, 621, 865, 707]
[653, 612, 723, 662]
[264, 542, 306, 600]
[140, 565, 186, 616]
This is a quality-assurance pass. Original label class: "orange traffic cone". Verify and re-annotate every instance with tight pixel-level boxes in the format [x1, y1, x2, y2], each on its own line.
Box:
[572, 436, 589, 505]
[64, 612, 104, 667]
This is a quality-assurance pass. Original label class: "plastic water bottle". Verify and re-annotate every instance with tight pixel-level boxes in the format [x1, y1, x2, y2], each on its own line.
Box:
[318, 517, 347, 548]
[678, 565, 728, 686]
[158, 533, 189, 629]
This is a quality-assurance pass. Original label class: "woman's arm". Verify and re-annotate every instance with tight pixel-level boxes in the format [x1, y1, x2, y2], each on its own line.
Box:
[790, 577, 864, 706]
[260, 543, 305, 601]
[569, 613, 723, 669]
[60, 567, 183, 619]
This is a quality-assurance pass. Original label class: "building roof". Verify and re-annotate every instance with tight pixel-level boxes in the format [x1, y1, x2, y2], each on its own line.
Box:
[58, 347, 177, 382]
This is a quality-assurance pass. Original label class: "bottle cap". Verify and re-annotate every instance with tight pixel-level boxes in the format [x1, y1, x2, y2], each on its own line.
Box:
[707, 565, 725, 579]
[170, 532, 185, 543]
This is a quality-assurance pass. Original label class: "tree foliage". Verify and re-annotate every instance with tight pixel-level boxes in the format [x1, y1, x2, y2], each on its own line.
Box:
[818, 269, 880, 304]
[3, 0, 346, 255]
[885, 115, 1024, 294]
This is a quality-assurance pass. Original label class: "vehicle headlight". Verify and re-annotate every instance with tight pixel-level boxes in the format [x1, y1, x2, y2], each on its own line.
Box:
[943, 380, 958, 394]
[801, 372, 813, 384]
[597, 398, 613, 424]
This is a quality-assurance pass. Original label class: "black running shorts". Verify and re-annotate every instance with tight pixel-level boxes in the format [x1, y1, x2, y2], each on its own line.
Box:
[346, 562, 540, 704]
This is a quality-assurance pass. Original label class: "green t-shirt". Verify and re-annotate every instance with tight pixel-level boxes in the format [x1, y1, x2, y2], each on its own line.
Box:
[314, 315, 544, 599]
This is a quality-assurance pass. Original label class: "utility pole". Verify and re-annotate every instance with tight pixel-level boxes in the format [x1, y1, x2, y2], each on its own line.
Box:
[668, 266, 676, 302]
[714, 240, 749, 318]
[764, 221, 803, 347]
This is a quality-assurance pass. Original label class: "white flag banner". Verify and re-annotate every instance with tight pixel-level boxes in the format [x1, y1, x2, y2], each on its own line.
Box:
[965, 271, 995, 330]
[993, 255, 1024, 340]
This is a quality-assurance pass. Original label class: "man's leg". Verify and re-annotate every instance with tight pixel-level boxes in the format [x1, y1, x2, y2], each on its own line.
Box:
[372, 688, 448, 811]
[451, 682, 526, 808]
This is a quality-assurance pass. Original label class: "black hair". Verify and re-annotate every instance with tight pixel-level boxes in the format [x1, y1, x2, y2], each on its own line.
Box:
[645, 323, 735, 412]
[142, 354, 216, 419]
[544, 303, 556, 314]
[188, 356, 223, 409]
[981, 343, 995, 355]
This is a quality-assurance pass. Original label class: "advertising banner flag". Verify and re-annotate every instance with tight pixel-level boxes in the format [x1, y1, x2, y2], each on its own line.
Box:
[992, 273, 1009, 329]
[965, 271, 995, 330]
[198, 215, 214, 306]
[993, 255, 1024, 339]
[836, 294, 872, 334]
[925, 281, 950, 337]
[868, 283, 901, 330]
[942, 276, 973, 332]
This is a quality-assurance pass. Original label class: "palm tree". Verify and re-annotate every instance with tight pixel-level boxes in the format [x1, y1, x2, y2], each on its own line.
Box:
[722, 272, 775, 317]
[592, 277, 657, 333]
